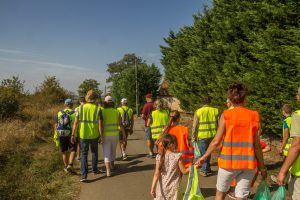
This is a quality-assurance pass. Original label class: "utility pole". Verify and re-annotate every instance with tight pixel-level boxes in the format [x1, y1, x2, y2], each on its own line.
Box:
[135, 59, 139, 116]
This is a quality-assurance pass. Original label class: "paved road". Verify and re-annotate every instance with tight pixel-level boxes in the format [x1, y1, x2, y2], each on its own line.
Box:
[79, 118, 225, 200]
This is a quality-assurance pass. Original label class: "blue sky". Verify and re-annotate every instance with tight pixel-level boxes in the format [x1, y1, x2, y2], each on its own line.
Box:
[0, 0, 209, 93]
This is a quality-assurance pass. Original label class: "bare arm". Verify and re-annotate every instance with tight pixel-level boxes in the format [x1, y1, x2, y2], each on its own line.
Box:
[280, 128, 289, 154]
[277, 137, 300, 184]
[195, 114, 226, 165]
[191, 113, 199, 141]
[254, 131, 267, 178]
[150, 159, 160, 198]
[119, 114, 125, 136]
[146, 116, 152, 127]
[178, 159, 189, 175]
[71, 118, 79, 144]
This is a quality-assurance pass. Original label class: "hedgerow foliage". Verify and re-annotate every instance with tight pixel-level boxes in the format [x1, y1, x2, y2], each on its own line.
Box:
[161, 0, 300, 135]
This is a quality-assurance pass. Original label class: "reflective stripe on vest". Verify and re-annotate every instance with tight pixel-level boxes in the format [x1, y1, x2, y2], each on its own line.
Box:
[102, 108, 119, 136]
[150, 110, 169, 139]
[218, 107, 259, 170]
[78, 104, 100, 139]
[290, 110, 300, 176]
[196, 106, 219, 139]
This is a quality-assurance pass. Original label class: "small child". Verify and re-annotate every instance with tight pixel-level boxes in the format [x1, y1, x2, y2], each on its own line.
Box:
[150, 134, 189, 200]
[280, 104, 292, 157]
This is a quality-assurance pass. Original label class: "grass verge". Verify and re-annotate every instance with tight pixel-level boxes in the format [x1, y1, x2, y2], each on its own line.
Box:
[0, 104, 80, 200]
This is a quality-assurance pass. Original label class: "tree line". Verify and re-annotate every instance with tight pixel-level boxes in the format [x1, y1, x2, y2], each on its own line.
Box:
[0, 53, 162, 119]
[161, 0, 300, 135]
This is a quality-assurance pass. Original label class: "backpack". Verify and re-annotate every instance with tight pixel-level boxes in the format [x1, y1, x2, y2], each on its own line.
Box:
[121, 108, 131, 129]
[56, 110, 74, 137]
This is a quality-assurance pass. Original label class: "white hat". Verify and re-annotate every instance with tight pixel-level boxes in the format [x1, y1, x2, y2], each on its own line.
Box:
[104, 95, 113, 102]
[121, 98, 128, 104]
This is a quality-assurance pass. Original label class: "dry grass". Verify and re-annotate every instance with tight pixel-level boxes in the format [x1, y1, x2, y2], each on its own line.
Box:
[0, 103, 80, 200]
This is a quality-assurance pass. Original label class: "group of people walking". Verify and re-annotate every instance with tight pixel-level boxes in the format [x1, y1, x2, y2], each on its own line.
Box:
[146, 82, 300, 200]
[54, 90, 133, 181]
[54, 82, 300, 200]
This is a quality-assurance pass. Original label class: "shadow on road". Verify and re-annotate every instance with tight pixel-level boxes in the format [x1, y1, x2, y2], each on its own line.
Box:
[201, 188, 217, 198]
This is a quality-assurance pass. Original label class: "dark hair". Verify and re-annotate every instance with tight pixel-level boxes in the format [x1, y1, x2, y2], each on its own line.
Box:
[202, 96, 211, 105]
[103, 101, 114, 108]
[163, 110, 181, 134]
[158, 134, 178, 171]
[79, 96, 86, 103]
[282, 104, 292, 114]
[227, 82, 247, 104]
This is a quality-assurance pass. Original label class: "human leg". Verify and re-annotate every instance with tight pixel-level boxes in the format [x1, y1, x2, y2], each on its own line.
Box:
[198, 138, 213, 174]
[90, 138, 99, 173]
[216, 168, 238, 200]
[145, 127, 154, 157]
[80, 139, 89, 179]
[289, 175, 300, 200]
[234, 169, 256, 199]
[103, 136, 112, 176]
[67, 136, 77, 168]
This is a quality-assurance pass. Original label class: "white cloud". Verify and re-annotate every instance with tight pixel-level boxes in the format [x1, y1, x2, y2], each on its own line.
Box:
[0, 57, 86, 71]
[0, 49, 25, 54]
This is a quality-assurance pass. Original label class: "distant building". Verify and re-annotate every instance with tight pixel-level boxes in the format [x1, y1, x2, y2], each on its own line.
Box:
[158, 80, 183, 112]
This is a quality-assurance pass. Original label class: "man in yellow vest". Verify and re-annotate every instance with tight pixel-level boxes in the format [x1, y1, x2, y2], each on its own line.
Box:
[71, 90, 102, 182]
[117, 98, 134, 160]
[277, 88, 300, 200]
[192, 96, 219, 177]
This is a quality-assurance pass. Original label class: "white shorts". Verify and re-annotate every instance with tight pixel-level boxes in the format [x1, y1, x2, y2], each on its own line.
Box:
[216, 168, 256, 199]
[102, 136, 119, 163]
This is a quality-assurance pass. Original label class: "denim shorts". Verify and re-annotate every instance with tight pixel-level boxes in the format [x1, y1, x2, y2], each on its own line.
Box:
[145, 127, 152, 140]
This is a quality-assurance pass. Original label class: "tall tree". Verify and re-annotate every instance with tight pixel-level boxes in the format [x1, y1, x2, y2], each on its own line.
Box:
[161, 0, 300, 135]
[35, 76, 69, 104]
[108, 54, 161, 111]
[106, 53, 143, 83]
[78, 79, 102, 98]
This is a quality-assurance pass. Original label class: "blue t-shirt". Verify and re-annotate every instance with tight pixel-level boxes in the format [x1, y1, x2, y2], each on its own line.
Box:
[283, 120, 289, 129]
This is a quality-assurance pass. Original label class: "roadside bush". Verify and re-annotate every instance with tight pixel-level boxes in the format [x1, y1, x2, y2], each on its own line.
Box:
[0, 87, 20, 119]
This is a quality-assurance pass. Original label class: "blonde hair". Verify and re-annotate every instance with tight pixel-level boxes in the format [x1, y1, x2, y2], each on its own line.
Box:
[154, 99, 163, 110]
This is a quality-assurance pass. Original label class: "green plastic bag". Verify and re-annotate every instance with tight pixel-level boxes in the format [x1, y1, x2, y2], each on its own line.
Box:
[193, 142, 201, 160]
[253, 180, 271, 200]
[271, 186, 286, 200]
[183, 166, 205, 200]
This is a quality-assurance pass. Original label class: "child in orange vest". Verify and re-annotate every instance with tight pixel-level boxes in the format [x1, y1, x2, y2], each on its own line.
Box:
[163, 110, 194, 168]
[150, 134, 189, 200]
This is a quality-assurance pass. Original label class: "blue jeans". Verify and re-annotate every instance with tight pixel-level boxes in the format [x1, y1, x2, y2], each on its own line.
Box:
[197, 138, 213, 173]
[80, 138, 99, 178]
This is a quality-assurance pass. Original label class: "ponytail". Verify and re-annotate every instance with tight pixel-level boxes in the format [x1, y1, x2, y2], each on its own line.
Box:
[163, 110, 181, 134]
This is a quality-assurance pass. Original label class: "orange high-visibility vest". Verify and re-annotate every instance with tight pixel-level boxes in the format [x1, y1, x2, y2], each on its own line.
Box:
[168, 125, 194, 168]
[218, 107, 259, 170]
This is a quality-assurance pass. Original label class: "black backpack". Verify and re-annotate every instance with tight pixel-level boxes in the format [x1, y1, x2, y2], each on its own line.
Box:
[56, 110, 74, 137]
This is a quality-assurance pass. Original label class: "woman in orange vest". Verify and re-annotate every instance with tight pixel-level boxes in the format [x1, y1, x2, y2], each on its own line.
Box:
[195, 82, 267, 200]
[163, 110, 194, 168]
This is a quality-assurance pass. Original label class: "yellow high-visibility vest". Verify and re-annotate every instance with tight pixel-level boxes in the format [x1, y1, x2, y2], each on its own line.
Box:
[102, 108, 120, 136]
[290, 110, 300, 176]
[78, 103, 101, 139]
[196, 106, 219, 139]
[283, 116, 292, 156]
[150, 110, 169, 139]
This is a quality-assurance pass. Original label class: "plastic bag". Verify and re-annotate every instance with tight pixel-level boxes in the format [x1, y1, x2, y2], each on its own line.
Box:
[271, 186, 286, 200]
[253, 180, 271, 200]
[193, 142, 201, 160]
[183, 166, 205, 200]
